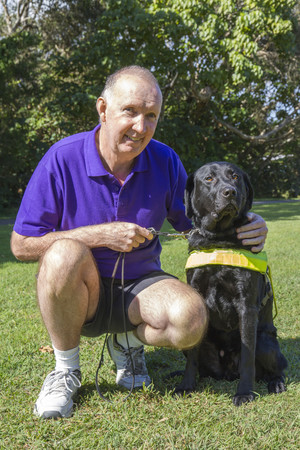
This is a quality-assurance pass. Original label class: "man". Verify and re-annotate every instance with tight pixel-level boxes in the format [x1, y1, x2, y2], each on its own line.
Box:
[11, 66, 268, 419]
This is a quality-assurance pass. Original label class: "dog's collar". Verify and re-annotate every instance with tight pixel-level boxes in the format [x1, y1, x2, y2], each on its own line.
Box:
[185, 248, 268, 273]
[185, 249, 277, 319]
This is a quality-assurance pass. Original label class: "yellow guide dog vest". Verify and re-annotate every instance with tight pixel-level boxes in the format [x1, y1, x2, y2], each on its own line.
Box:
[185, 249, 277, 318]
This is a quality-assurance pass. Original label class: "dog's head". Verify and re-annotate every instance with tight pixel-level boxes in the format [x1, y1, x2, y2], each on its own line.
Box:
[185, 162, 253, 232]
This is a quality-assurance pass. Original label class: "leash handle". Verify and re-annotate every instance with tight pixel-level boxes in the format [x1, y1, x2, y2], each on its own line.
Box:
[95, 252, 135, 403]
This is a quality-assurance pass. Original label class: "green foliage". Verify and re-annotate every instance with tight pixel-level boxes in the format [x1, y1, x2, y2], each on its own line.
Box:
[0, 31, 45, 206]
[0, 0, 299, 206]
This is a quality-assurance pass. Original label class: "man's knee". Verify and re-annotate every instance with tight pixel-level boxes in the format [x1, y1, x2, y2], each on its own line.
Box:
[169, 288, 208, 350]
[38, 239, 91, 285]
[37, 239, 100, 323]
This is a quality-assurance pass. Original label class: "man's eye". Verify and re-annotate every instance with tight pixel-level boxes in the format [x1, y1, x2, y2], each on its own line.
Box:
[147, 112, 157, 120]
[205, 176, 213, 182]
[125, 107, 135, 114]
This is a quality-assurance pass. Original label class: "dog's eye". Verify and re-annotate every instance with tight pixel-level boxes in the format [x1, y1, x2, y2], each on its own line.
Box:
[232, 174, 239, 180]
[205, 176, 213, 182]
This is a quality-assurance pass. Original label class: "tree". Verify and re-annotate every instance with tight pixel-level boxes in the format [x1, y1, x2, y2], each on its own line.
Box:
[151, 0, 300, 193]
[0, 30, 44, 205]
[0, 0, 46, 34]
[1, 0, 299, 205]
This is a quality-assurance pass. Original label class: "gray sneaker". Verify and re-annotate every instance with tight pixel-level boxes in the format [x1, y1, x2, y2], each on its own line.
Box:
[34, 369, 81, 419]
[107, 334, 151, 389]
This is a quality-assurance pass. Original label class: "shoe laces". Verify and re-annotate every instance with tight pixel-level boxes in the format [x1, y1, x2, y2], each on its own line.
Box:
[42, 370, 81, 396]
[121, 346, 147, 375]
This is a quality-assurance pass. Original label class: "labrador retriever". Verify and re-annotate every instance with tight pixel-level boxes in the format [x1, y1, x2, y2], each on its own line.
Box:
[175, 161, 287, 406]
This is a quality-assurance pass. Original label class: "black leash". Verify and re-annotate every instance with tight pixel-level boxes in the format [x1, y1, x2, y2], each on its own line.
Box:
[95, 252, 136, 402]
[95, 227, 192, 402]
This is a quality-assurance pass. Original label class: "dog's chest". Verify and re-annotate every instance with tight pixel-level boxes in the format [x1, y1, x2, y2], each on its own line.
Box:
[187, 265, 257, 331]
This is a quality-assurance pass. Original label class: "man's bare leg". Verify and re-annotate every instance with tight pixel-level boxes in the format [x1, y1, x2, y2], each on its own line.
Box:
[37, 239, 100, 350]
[34, 239, 100, 418]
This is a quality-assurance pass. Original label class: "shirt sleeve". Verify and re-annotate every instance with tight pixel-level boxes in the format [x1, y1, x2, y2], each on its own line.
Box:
[13, 161, 63, 237]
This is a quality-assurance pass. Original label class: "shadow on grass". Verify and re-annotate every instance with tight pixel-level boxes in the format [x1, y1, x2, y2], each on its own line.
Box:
[252, 203, 300, 221]
[279, 337, 300, 383]
[73, 337, 298, 409]
[150, 339, 299, 395]
[77, 380, 157, 407]
[77, 381, 128, 405]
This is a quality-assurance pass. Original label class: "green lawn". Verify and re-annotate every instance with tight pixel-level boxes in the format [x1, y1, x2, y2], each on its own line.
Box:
[0, 202, 299, 449]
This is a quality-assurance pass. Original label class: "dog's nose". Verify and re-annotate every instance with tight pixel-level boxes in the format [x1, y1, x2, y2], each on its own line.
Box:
[222, 186, 237, 198]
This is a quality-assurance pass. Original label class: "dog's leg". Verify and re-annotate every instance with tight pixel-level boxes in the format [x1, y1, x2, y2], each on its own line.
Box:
[174, 347, 199, 396]
[256, 331, 287, 394]
[256, 329, 287, 394]
[233, 308, 258, 406]
[255, 292, 287, 394]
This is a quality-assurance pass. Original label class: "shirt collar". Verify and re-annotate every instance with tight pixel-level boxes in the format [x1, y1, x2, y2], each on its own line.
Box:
[85, 124, 148, 177]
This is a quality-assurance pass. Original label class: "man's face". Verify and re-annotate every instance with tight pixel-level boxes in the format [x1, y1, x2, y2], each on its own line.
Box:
[98, 75, 162, 160]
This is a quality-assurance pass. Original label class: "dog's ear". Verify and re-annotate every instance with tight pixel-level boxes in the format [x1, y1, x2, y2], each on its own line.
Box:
[242, 171, 254, 211]
[184, 172, 195, 219]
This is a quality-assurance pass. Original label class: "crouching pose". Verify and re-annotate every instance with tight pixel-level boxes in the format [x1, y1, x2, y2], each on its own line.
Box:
[11, 66, 267, 418]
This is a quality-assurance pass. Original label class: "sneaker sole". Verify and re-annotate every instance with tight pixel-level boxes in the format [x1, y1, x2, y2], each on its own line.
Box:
[117, 377, 151, 390]
[34, 401, 74, 419]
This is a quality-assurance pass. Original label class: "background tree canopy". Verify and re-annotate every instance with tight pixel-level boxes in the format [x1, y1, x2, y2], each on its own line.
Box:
[1, 0, 299, 206]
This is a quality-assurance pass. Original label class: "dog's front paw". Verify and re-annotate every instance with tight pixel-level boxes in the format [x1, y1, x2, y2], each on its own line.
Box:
[173, 382, 195, 398]
[268, 377, 286, 394]
[232, 392, 256, 406]
[173, 387, 193, 398]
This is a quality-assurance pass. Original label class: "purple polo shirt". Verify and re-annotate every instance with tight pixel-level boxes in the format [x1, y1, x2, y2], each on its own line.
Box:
[14, 125, 192, 278]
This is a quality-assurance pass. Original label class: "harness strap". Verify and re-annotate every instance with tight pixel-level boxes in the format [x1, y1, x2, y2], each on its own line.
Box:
[186, 249, 268, 272]
[186, 249, 277, 319]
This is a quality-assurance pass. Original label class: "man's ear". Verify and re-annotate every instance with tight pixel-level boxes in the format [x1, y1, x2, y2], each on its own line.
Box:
[184, 173, 195, 219]
[96, 97, 107, 123]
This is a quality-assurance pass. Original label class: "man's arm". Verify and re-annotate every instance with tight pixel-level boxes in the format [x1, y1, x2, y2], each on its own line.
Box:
[11, 223, 154, 262]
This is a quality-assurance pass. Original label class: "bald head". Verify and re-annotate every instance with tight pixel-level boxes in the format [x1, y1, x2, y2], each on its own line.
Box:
[101, 65, 162, 104]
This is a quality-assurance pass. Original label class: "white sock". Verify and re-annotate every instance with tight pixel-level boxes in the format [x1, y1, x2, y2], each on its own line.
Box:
[53, 345, 80, 372]
[116, 332, 145, 349]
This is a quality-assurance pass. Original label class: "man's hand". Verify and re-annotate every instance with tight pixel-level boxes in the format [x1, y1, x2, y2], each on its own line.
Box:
[236, 213, 268, 253]
[101, 222, 153, 252]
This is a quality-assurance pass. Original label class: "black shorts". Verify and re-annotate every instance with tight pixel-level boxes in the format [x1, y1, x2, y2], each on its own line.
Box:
[81, 271, 177, 338]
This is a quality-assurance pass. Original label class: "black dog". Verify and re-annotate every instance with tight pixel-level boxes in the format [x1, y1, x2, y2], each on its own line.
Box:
[175, 161, 287, 406]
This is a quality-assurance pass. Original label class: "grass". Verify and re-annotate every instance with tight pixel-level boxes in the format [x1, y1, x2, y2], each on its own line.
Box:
[0, 202, 299, 449]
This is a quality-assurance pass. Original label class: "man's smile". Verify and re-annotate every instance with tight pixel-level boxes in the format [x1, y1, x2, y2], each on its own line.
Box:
[125, 134, 143, 142]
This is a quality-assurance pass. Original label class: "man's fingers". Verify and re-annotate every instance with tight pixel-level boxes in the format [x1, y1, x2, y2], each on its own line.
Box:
[250, 244, 264, 253]
[236, 212, 268, 234]
[237, 226, 268, 240]
[239, 234, 266, 253]
[240, 234, 266, 246]
[139, 227, 153, 240]
[112, 223, 153, 252]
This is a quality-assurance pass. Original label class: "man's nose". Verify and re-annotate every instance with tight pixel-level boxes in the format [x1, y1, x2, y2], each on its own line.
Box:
[132, 115, 146, 133]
